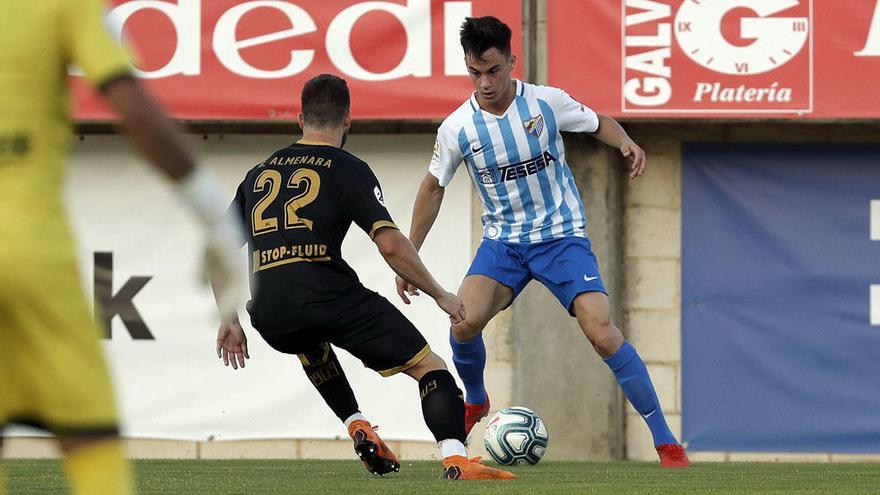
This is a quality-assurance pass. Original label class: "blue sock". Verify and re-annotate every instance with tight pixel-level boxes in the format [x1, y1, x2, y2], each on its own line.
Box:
[604, 341, 677, 447]
[449, 332, 487, 404]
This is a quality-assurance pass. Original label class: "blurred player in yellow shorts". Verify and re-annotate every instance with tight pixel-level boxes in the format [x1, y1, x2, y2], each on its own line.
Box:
[0, 1, 247, 494]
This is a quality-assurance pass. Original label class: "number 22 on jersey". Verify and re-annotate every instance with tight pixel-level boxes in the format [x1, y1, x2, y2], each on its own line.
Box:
[251, 168, 321, 236]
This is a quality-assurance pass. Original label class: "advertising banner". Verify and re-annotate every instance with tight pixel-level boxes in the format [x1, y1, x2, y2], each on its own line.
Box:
[73, 0, 521, 121]
[548, 1, 880, 119]
[5, 135, 470, 441]
[682, 143, 880, 452]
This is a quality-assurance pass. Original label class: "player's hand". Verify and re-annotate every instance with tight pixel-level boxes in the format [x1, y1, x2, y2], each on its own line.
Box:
[204, 219, 247, 321]
[620, 140, 646, 179]
[395, 275, 421, 304]
[216, 320, 249, 370]
[436, 291, 467, 324]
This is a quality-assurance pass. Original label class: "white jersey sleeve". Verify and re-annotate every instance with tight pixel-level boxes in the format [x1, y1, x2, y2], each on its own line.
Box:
[428, 119, 464, 187]
[538, 85, 599, 133]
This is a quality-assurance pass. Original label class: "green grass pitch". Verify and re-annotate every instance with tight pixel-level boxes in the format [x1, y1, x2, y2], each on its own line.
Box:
[4, 459, 880, 494]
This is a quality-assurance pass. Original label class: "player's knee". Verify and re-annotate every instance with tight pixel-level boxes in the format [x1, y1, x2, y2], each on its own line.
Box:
[586, 321, 622, 357]
[419, 351, 447, 372]
[451, 317, 486, 342]
[576, 308, 617, 352]
[405, 351, 447, 380]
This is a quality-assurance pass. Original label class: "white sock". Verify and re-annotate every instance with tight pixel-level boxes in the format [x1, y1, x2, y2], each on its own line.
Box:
[343, 412, 367, 429]
[438, 439, 467, 459]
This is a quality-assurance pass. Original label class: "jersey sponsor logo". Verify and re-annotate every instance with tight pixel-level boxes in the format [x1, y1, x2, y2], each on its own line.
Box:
[374, 185, 386, 207]
[432, 139, 441, 160]
[476, 151, 557, 184]
[252, 244, 330, 272]
[523, 115, 545, 138]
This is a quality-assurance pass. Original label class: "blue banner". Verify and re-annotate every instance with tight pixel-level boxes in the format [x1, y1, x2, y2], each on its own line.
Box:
[682, 143, 880, 452]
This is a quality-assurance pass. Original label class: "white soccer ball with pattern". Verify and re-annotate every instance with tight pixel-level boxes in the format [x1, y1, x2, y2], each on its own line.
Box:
[482, 406, 549, 465]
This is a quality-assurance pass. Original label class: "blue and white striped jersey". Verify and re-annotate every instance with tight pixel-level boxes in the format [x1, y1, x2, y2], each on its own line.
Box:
[429, 80, 599, 244]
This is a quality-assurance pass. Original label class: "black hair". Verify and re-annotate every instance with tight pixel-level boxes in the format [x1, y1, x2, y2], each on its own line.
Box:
[300, 74, 350, 128]
[460, 16, 512, 59]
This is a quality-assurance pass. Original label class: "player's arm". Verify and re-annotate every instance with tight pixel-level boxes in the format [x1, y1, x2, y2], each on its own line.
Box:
[409, 173, 445, 250]
[590, 114, 646, 180]
[545, 86, 646, 179]
[102, 79, 196, 180]
[210, 193, 249, 370]
[373, 227, 466, 324]
[394, 173, 443, 301]
[410, 124, 460, 249]
[345, 163, 464, 322]
[395, 126, 461, 299]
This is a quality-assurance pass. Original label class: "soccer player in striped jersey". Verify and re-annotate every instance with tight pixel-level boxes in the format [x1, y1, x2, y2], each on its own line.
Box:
[395, 16, 689, 468]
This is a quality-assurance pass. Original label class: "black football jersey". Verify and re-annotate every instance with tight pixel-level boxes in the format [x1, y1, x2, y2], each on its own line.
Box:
[229, 141, 397, 315]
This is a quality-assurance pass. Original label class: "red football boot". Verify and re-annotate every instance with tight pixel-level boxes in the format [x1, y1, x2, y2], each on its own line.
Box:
[657, 443, 690, 468]
[464, 396, 491, 436]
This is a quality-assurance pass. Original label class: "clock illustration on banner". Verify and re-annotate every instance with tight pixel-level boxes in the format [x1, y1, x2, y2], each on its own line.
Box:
[674, 0, 809, 75]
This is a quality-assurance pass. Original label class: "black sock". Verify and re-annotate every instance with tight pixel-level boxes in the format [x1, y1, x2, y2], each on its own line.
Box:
[299, 343, 359, 422]
[419, 370, 466, 443]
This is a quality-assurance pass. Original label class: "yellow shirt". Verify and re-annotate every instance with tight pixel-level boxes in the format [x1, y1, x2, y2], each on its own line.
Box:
[0, 0, 130, 257]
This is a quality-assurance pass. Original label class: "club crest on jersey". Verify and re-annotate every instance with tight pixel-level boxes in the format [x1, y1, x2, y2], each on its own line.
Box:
[476, 168, 497, 185]
[523, 115, 544, 138]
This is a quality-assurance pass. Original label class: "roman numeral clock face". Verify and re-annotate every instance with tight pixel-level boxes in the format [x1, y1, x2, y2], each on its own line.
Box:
[674, 0, 809, 75]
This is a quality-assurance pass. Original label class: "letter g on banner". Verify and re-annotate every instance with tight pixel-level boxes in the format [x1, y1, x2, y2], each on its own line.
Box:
[674, 0, 809, 75]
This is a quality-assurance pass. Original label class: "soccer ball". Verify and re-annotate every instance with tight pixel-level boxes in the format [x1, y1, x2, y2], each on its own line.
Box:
[482, 406, 549, 465]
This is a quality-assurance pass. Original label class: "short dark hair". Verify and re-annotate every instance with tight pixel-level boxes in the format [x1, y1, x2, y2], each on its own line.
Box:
[301, 74, 350, 128]
[460, 16, 512, 59]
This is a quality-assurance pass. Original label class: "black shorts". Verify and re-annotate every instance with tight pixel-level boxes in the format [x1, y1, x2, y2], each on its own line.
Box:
[259, 288, 430, 377]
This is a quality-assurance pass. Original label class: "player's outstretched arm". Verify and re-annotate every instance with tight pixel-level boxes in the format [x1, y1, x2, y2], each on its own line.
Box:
[102, 78, 246, 322]
[591, 114, 647, 179]
[374, 227, 466, 323]
[395, 173, 446, 300]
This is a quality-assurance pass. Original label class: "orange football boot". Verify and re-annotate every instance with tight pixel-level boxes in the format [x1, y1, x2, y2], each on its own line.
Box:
[348, 420, 400, 476]
[442, 456, 516, 480]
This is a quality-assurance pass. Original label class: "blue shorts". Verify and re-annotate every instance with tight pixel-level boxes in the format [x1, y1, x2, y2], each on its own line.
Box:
[466, 237, 607, 315]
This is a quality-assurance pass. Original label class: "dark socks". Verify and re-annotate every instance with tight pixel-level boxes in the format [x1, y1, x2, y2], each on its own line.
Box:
[419, 370, 467, 443]
[299, 345, 359, 422]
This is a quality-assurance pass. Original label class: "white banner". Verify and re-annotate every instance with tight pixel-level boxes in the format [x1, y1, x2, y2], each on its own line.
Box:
[14, 134, 471, 442]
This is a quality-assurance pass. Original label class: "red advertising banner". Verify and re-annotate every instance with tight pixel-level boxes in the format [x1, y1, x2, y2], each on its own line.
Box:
[73, 0, 521, 121]
[548, 0, 880, 119]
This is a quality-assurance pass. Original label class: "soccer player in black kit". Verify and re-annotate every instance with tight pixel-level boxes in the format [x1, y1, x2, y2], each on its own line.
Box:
[212, 74, 514, 481]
